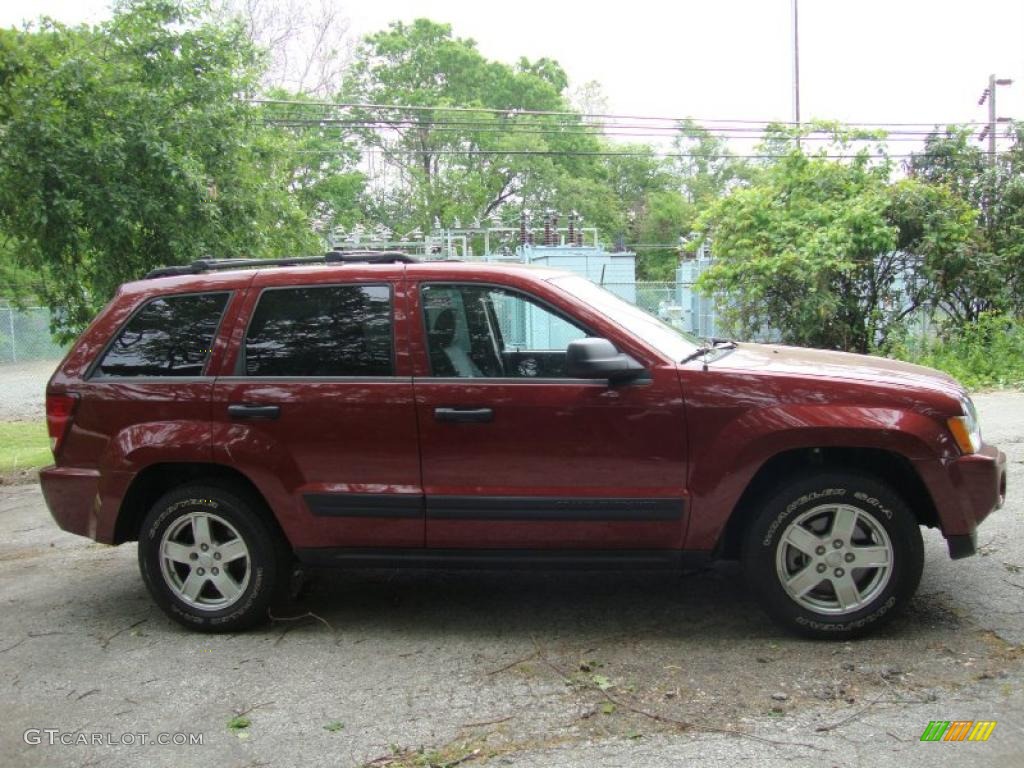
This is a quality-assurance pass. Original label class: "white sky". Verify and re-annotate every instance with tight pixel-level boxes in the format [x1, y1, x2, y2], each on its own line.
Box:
[3, 0, 1023, 151]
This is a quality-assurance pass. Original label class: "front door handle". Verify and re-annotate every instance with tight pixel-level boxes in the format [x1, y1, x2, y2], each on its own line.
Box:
[228, 403, 281, 420]
[434, 407, 493, 423]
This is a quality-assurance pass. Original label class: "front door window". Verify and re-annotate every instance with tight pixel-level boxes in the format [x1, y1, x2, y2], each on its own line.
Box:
[421, 284, 588, 379]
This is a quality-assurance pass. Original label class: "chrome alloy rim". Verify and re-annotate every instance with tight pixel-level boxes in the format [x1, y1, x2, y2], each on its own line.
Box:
[774, 504, 893, 616]
[158, 512, 251, 611]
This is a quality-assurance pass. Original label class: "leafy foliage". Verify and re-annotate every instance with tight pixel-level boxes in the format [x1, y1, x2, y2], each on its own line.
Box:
[906, 127, 1014, 321]
[2, 2, 1024, 374]
[0, 0, 316, 338]
[344, 20, 579, 232]
[892, 313, 1024, 389]
[697, 126, 976, 352]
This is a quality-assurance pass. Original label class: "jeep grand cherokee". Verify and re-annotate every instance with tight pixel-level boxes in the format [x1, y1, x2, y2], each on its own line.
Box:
[39, 253, 1007, 638]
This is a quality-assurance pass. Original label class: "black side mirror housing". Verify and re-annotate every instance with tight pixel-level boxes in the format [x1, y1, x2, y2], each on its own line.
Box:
[566, 338, 647, 384]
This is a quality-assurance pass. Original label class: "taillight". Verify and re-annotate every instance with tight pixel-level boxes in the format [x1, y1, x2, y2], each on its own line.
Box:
[46, 393, 77, 455]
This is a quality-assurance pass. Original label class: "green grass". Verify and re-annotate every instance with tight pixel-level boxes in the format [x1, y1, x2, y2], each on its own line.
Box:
[0, 421, 51, 473]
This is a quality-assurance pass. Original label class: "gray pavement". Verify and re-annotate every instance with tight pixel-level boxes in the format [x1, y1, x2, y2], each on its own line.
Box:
[1, 391, 1022, 767]
[0, 360, 54, 422]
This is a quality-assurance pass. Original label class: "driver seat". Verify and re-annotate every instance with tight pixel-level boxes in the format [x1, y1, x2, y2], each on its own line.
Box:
[429, 309, 483, 378]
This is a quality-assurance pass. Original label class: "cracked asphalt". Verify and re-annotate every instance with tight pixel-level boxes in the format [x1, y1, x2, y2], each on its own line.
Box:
[1, 392, 1022, 767]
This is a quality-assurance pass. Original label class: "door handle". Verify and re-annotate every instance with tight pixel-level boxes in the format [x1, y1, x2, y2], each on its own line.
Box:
[228, 403, 281, 420]
[434, 407, 493, 423]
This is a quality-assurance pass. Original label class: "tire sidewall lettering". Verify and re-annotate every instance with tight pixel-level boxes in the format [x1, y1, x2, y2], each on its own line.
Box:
[139, 487, 277, 632]
[761, 487, 847, 548]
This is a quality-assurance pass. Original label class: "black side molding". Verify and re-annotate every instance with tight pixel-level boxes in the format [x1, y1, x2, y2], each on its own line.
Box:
[426, 496, 684, 522]
[294, 548, 710, 571]
[305, 493, 423, 519]
[304, 493, 685, 522]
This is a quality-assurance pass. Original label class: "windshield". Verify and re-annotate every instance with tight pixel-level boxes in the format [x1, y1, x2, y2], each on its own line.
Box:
[550, 275, 701, 361]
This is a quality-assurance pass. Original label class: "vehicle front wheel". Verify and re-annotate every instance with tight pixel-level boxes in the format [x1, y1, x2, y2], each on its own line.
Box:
[742, 471, 923, 640]
[138, 483, 291, 632]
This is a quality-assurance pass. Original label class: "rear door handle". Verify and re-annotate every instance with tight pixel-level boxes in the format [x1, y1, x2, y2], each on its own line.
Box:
[228, 403, 281, 420]
[434, 407, 493, 423]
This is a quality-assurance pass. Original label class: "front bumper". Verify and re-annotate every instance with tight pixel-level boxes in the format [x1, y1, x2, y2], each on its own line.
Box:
[914, 443, 1007, 559]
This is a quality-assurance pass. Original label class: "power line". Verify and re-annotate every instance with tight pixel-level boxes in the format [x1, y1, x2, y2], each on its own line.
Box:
[282, 147, 989, 160]
[260, 115, 951, 136]
[262, 118, 947, 141]
[242, 97, 998, 129]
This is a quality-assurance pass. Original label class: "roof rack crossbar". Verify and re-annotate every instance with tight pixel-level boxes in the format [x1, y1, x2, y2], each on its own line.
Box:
[144, 251, 417, 279]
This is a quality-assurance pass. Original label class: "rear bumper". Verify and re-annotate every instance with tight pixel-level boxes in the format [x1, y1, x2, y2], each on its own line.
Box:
[38, 465, 115, 543]
[914, 443, 1007, 559]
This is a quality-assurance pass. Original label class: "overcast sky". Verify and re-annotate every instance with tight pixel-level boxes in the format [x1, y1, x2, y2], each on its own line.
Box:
[4, 0, 1023, 150]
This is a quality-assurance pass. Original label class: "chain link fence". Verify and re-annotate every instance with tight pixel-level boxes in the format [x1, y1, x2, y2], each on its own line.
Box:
[0, 307, 68, 366]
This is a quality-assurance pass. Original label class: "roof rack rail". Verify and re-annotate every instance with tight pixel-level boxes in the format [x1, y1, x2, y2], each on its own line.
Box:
[144, 251, 417, 279]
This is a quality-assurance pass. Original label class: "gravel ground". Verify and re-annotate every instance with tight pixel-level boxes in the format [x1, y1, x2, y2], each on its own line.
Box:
[0, 392, 1022, 767]
[0, 360, 57, 422]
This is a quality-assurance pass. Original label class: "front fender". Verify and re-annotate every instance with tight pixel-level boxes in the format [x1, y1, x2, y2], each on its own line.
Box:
[683, 403, 955, 550]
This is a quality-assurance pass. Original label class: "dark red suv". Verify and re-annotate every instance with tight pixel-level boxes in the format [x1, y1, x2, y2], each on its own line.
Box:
[40, 253, 1007, 638]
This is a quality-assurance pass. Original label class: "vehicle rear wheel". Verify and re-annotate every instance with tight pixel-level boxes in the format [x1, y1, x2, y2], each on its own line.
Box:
[742, 471, 923, 640]
[138, 483, 291, 632]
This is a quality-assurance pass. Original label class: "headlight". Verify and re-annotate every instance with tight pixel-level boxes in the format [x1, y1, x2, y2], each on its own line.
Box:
[947, 396, 982, 454]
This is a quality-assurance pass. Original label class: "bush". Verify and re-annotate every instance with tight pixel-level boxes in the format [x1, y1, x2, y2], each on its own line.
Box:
[889, 313, 1024, 390]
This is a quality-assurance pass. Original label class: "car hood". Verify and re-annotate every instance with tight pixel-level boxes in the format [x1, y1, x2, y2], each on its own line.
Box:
[707, 342, 964, 396]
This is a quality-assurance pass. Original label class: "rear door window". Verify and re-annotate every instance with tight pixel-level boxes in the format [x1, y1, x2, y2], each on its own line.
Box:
[95, 292, 230, 377]
[243, 284, 393, 377]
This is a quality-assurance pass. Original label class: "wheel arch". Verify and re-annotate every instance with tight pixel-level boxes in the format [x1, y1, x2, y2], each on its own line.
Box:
[714, 446, 939, 560]
[114, 462, 290, 548]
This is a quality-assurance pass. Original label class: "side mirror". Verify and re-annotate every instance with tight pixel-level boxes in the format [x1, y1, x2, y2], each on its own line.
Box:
[566, 338, 647, 384]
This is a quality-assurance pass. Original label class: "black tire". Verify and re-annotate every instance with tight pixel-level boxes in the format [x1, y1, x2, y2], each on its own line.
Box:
[742, 470, 923, 640]
[138, 482, 292, 632]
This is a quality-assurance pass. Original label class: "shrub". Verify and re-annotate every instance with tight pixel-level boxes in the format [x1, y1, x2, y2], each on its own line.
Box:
[889, 313, 1024, 390]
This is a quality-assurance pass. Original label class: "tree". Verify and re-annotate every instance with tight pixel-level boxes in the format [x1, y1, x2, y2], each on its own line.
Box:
[569, 79, 608, 119]
[0, 0, 317, 338]
[210, 0, 352, 97]
[673, 119, 751, 207]
[633, 190, 693, 280]
[697, 126, 976, 352]
[256, 91, 366, 235]
[997, 124, 1024, 314]
[907, 125, 1024, 320]
[342, 19, 600, 234]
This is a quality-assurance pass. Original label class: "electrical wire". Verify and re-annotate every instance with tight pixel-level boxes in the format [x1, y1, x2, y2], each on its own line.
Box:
[278, 147, 1007, 161]
[262, 118, 943, 141]
[242, 97, 999, 129]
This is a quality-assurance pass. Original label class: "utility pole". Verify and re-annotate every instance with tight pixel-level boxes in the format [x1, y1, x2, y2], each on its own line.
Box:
[977, 74, 1013, 165]
[792, 0, 801, 128]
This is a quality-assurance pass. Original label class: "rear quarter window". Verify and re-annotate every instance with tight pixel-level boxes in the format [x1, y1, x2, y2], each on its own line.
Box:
[94, 292, 230, 377]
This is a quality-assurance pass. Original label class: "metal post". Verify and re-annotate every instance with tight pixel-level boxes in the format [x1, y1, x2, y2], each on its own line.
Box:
[7, 307, 15, 363]
[988, 74, 997, 164]
[979, 75, 1013, 167]
[792, 0, 801, 128]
